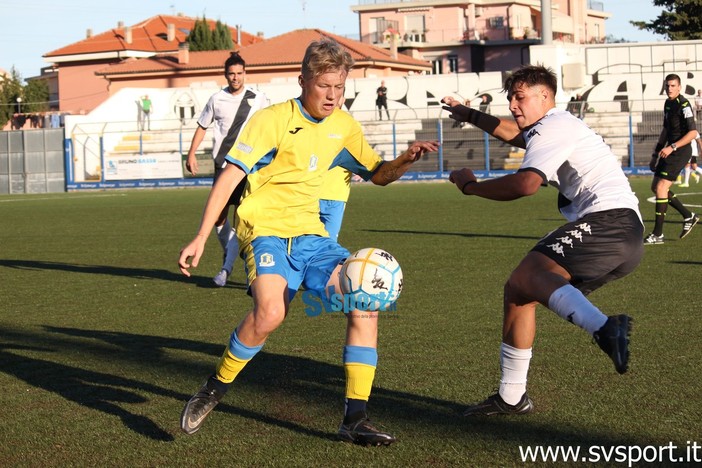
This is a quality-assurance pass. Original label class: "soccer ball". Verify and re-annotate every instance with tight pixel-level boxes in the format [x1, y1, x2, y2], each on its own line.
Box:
[339, 248, 403, 311]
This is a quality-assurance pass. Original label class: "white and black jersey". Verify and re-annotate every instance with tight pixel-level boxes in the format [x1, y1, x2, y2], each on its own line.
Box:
[197, 87, 269, 169]
[519, 108, 642, 224]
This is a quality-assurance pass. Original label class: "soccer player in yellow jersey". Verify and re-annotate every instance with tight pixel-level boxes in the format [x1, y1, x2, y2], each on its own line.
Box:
[178, 38, 438, 446]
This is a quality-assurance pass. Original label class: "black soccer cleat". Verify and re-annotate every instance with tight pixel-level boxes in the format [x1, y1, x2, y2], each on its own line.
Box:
[680, 213, 699, 239]
[462, 392, 534, 416]
[180, 375, 228, 435]
[593, 314, 632, 374]
[338, 412, 396, 446]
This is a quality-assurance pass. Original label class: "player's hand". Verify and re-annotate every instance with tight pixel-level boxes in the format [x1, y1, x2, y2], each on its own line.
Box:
[178, 235, 207, 277]
[649, 153, 659, 172]
[658, 146, 673, 159]
[185, 155, 198, 175]
[441, 96, 472, 123]
[407, 141, 439, 161]
[449, 168, 477, 191]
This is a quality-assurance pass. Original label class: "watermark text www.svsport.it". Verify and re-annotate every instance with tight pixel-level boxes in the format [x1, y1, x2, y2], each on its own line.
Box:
[519, 441, 701, 466]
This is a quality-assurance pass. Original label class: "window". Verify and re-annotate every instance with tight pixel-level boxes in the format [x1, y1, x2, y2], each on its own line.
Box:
[488, 16, 505, 29]
[405, 14, 425, 40]
[431, 59, 443, 75]
[448, 55, 459, 73]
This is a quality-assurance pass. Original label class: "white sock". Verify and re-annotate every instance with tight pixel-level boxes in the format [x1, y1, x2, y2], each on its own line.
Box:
[215, 219, 232, 250]
[684, 166, 691, 184]
[548, 284, 607, 335]
[222, 232, 239, 274]
[499, 343, 532, 405]
[695, 167, 702, 175]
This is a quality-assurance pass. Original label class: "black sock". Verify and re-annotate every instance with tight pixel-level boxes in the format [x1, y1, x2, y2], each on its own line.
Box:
[344, 399, 367, 423]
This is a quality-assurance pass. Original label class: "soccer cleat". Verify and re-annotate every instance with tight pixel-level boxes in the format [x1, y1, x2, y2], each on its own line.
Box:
[693, 173, 700, 183]
[680, 213, 699, 239]
[679, 183, 690, 188]
[593, 314, 632, 375]
[213, 269, 229, 287]
[643, 233, 664, 245]
[338, 413, 396, 446]
[180, 375, 228, 435]
[462, 392, 534, 417]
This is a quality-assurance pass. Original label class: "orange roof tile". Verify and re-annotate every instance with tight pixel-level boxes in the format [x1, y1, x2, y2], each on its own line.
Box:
[96, 29, 431, 76]
[44, 14, 261, 58]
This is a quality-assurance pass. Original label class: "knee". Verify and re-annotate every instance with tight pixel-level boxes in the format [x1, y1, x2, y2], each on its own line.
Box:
[252, 302, 286, 336]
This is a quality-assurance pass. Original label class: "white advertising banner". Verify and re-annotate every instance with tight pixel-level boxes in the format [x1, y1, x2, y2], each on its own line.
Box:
[105, 152, 184, 180]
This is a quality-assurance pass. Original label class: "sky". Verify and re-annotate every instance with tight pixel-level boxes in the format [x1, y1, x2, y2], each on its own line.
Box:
[0, 0, 664, 82]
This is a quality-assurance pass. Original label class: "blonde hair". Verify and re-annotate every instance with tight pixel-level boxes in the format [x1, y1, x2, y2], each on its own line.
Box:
[301, 38, 354, 79]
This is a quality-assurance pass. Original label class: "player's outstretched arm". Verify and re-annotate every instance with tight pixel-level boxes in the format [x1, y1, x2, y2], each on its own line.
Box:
[441, 96, 524, 148]
[178, 164, 246, 276]
[370, 140, 439, 186]
[449, 168, 542, 201]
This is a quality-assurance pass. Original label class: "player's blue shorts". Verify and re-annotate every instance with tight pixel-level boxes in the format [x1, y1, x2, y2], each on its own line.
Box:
[319, 199, 347, 242]
[242, 235, 349, 300]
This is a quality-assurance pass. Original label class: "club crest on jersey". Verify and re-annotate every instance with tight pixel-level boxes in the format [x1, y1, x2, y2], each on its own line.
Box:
[258, 253, 275, 267]
[309, 155, 318, 171]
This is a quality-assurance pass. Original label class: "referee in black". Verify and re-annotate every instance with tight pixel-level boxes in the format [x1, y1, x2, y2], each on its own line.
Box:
[645, 73, 699, 244]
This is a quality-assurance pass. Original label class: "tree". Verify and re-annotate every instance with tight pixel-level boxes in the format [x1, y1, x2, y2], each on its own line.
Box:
[23, 80, 50, 113]
[187, 16, 234, 51]
[0, 68, 23, 127]
[631, 0, 702, 40]
[187, 16, 214, 52]
[213, 20, 234, 50]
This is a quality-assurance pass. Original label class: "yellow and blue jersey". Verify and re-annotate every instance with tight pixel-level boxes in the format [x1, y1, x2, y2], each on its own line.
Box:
[225, 98, 382, 245]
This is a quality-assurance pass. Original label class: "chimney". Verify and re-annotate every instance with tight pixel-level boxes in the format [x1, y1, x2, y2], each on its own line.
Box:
[167, 23, 175, 42]
[178, 42, 190, 64]
[86, 28, 93, 38]
[236, 24, 241, 45]
[125, 26, 132, 44]
[117, 20, 124, 29]
[390, 33, 398, 60]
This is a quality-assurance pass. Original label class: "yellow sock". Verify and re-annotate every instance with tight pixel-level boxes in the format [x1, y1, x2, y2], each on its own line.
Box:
[344, 363, 376, 401]
[216, 349, 251, 384]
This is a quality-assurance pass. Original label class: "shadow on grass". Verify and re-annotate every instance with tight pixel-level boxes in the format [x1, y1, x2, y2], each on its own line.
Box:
[362, 228, 539, 240]
[0, 259, 247, 289]
[0, 325, 662, 449]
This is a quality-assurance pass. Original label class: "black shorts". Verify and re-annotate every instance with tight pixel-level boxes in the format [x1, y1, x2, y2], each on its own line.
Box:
[656, 148, 692, 181]
[531, 208, 644, 296]
[214, 166, 247, 207]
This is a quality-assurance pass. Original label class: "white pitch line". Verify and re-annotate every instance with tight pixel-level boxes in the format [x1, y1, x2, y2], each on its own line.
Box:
[646, 192, 702, 208]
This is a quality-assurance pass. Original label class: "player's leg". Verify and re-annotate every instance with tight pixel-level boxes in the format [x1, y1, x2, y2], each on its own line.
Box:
[181, 238, 292, 434]
[682, 163, 692, 187]
[300, 236, 394, 445]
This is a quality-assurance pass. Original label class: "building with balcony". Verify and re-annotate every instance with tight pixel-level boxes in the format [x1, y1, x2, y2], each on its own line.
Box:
[352, 0, 610, 73]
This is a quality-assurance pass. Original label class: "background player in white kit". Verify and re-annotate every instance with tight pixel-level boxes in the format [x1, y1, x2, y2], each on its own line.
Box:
[185, 52, 268, 286]
[441, 65, 643, 416]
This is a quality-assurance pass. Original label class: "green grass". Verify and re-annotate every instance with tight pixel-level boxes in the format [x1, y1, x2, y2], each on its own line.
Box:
[1, 179, 701, 466]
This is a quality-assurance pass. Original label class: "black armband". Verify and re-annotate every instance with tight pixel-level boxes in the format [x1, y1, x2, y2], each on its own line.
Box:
[464, 107, 501, 134]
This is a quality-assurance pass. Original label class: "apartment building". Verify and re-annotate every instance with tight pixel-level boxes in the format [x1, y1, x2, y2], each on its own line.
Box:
[352, 0, 610, 73]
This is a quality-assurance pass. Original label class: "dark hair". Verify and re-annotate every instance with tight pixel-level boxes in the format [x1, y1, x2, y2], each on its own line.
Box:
[224, 52, 245, 73]
[665, 73, 681, 84]
[503, 65, 558, 95]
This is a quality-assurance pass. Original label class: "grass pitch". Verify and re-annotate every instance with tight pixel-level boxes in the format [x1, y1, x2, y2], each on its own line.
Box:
[1, 179, 701, 466]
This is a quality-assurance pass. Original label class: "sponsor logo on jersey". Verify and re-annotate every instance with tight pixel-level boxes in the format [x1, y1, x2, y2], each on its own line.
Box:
[236, 141, 253, 153]
[328, 133, 342, 139]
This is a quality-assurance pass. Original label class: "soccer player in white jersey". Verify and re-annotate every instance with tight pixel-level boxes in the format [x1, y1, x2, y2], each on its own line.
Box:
[441, 65, 644, 416]
[679, 130, 702, 187]
[185, 52, 269, 287]
[178, 38, 438, 445]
